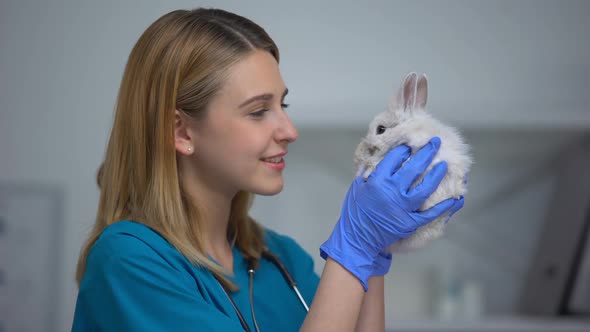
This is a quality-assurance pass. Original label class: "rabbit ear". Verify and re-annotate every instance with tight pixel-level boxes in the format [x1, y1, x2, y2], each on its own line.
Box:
[396, 72, 418, 112]
[415, 73, 428, 110]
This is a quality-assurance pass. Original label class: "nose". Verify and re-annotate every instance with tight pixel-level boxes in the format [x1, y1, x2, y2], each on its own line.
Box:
[276, 111, 298, 144]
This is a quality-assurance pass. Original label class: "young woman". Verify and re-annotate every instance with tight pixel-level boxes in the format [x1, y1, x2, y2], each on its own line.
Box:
[71, 8, 464, 332]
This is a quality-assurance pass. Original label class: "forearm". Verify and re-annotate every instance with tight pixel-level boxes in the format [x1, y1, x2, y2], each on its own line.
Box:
[300, 258, 365, 332]
[355, 276, 385, 332]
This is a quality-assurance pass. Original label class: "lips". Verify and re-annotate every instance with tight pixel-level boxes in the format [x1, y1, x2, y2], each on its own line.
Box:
[262, 156, 283, 163]
[260, 151, 287, 171]
[264, 151, 286, 158]
[261, 151, 287, 161]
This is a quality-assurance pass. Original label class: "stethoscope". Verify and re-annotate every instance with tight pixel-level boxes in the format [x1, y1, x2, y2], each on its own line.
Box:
[215, 250, 310, 332]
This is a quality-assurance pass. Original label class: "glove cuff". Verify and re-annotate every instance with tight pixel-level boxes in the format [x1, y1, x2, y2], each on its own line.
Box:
[372, 251, 393, 276]
[320, 241, 374, 292]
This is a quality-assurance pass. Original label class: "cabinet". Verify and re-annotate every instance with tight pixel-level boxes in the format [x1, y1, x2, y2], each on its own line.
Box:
[0, 184, 63, 332]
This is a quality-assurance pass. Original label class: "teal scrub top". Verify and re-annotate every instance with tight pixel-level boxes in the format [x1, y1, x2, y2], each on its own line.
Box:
[72, 220, 320, 331]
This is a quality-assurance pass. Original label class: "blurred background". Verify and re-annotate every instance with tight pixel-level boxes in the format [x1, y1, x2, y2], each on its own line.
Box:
[1, 0, 589, 331]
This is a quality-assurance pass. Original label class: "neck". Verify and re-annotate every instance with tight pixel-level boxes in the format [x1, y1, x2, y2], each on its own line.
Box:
[178, 158, 237, 268]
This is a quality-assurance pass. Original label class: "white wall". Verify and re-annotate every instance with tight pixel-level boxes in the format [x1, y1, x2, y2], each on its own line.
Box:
[1, 1, 589, 331]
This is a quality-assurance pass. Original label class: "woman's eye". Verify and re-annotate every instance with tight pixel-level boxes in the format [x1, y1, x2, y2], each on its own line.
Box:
[250, 104, 289, 118]
[250, 109, 269, 118]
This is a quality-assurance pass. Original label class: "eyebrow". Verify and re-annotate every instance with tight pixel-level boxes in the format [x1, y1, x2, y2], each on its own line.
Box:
[238, 88, 289, 108]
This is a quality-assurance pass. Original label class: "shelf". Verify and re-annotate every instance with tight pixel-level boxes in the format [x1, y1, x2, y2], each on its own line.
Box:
[287, 102, 590, 131]
[389, 316, 590, 331]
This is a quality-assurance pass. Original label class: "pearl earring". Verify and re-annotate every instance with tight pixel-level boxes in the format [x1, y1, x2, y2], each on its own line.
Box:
[187, 146, 193, 152]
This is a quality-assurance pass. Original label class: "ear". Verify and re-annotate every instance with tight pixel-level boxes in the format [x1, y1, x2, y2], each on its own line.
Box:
[396, 72, 418, 111]
[414, 73, 428, 110]
[175, 109, 195, 156]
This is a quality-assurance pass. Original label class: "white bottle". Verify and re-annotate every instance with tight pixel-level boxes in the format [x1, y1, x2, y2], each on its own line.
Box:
[434, 261, 462, 321]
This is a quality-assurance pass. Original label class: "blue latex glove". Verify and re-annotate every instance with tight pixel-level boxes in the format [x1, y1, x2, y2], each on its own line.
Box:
[372, 251, 393, 277]
[373, 171, 466, 276]
[372, 193, 465, 276]
[320, 137, 464, 290]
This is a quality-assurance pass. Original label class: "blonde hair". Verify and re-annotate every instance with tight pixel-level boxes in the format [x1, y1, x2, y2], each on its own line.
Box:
[75, 8, 280, 290]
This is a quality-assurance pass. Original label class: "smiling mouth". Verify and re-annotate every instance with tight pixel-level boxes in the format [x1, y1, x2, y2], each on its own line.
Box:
[261, 157, 284, 164]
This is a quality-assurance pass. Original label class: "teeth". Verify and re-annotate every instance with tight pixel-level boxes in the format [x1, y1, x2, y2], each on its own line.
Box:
[264, 157, 283, 163]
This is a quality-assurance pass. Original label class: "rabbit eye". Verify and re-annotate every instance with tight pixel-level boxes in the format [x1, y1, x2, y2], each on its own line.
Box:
[376, 125, 386, 135]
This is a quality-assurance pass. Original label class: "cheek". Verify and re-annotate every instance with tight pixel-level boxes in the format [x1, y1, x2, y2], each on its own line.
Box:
[218, 130, 268, 167]
[198, 118, 272, 168]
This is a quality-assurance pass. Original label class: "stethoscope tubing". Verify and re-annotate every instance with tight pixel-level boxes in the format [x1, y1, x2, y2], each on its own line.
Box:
[259, 250, 309, 312]
[216, 249, 310, 332]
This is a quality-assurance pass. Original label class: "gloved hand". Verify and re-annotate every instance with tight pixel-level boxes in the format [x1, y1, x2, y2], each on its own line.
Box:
[371, 251, 393, 277]
[372, 194, 465, 276]
[373, 169, 466, 276]
[320, 137, 464, 290]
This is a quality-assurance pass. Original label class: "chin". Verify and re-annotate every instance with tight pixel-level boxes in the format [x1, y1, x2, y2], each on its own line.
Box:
[253, 180, 284, 196]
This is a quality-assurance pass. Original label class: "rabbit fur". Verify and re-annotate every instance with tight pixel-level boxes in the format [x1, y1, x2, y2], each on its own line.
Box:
[354, 72, 473, 253]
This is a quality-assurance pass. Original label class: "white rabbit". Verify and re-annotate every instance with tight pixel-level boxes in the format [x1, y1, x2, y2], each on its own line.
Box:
[354, 72, 473, 253]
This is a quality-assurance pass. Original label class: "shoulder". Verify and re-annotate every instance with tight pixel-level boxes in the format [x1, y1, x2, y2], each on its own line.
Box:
[83, 220, 194, 282]
[74, 221, 247, 331]
[263, 228, 315, 273]
[263, 228, 305, 255]
[261, 228, 319, 303]
[89, 221, 171, 258]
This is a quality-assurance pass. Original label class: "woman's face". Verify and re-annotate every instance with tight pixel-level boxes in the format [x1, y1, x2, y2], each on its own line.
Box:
[187, 50, 298, 196]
